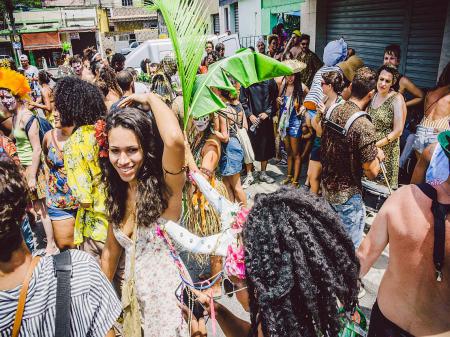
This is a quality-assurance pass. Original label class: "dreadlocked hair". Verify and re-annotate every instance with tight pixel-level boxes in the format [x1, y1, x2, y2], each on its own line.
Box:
[100, 108, 170, 228]
[243, 187, 360, 337]
[98, 65, 123, 98]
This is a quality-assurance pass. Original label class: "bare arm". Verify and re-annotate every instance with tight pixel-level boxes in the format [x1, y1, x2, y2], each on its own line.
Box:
[101, 221, 124, 282]
[362, 148, 384, 180]
[357, 191, 391, 277]
[410, 142, 435, 184]
[375, 94, 405, 147]
[215, 113, 229, 143]
[400, 76, 424, 108]
[25, 115, 42, 189]
[29, 88, 52, 113]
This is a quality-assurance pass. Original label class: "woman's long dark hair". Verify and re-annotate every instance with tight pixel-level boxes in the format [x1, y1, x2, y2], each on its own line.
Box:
[281, 72, 304, 112]
[243, 187, 360, 337]
[101, 108, 169, 227]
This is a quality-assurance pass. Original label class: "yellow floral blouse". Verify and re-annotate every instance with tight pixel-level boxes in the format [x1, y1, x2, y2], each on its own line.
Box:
[64, 125, 108, 245]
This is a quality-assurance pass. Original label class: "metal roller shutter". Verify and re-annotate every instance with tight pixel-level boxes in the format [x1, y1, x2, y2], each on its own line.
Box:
[325, 0, 447, 89]
[405, 0, 447, 89]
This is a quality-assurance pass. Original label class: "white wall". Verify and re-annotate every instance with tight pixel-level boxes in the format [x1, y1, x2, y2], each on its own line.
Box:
[238, 0, 261, 38]
[14, 7, 97, 29]
[300, 0, 317, 52]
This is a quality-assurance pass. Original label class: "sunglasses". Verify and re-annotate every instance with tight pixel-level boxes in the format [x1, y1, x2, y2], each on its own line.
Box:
[214, 275, 248, 300]
[301, 42, 308, 46]
[321, 81, 329, 86]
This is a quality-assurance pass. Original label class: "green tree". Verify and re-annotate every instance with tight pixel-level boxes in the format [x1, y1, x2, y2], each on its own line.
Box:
[1, 0, 42, 34]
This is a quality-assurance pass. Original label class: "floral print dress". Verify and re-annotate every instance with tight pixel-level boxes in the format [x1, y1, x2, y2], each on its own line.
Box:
[45, 132, 78, 211]
[64, 125, 108, 245]
[113, 218, 189, 337]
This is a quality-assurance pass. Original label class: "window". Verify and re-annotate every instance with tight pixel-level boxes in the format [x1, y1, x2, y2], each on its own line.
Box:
[233, 3, 239, 34]
[122, 0, 133, 6]
[224, 7, 229, 31]
[212, 14, 220, 34]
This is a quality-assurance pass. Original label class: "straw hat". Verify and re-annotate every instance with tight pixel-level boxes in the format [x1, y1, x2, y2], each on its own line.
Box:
[282, 59, 306, 74]
[337, 56, 364, 82]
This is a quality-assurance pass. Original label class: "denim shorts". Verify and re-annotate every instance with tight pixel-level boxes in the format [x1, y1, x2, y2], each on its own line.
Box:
[330, 194, 365, 248]
[310, 136, 321, 162]
[220, 136, 244, 176]
[48, 207, 78, 221]
[412, 125, 439, 154]
[287, 113, 302, 138]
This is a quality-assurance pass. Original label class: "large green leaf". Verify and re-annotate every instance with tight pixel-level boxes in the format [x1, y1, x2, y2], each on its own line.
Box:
[147, 0, 209, 126]
[189, 49, 293, 120]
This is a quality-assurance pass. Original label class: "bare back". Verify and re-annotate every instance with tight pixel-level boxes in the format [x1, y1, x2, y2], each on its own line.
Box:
[424, 86, 450, 122]
[377, 184, 450, 336]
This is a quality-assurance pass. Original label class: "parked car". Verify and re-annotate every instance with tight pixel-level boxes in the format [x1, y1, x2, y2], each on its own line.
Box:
[125, 33, 241, 69]
[121, 41, 141, 55]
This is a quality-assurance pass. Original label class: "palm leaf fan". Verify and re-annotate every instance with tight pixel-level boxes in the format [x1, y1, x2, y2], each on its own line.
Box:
[146, 0, 210, 127]
[190, 48, 296, 120]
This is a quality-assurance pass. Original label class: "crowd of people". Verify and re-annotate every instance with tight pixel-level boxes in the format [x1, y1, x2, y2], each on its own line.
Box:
[0, 22, 448, 337]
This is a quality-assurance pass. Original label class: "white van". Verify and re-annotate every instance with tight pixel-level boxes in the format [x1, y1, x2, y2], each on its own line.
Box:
[125, 33, 241, 69]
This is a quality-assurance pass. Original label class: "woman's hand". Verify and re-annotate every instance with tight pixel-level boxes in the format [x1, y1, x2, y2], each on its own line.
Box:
[118, 93, 150, 108]
[178, 302, 208, 337]
[276, 96, 283, 106]
[316, 102, 326, 115]
[27, 175, 37, 191]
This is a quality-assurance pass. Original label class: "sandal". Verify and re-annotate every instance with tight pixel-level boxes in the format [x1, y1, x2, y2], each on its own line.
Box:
[282, 175, 292, 185]
[291, 180, 300, 188]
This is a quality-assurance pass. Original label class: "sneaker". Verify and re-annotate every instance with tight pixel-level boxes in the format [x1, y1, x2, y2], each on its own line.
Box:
[242, 173, 255, 189]
[278, 158, 287, 167]
[259, 171, 275, 184]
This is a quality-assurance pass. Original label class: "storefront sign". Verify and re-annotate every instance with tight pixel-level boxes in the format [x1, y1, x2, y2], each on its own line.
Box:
[12, 42, 22, 49]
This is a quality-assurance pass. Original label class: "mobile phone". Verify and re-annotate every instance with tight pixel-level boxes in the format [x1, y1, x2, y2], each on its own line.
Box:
[175, 284, 205, 320]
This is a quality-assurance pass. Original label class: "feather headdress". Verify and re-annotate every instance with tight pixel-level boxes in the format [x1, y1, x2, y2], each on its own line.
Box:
[0, 68, 31, 100]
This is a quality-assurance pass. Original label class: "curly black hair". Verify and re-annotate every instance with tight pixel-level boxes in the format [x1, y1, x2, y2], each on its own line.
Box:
[101, 108, 170, 227]
[0, 157, 28, 262]
[243, 187, 360, 337]
[55, 76, 106, 128]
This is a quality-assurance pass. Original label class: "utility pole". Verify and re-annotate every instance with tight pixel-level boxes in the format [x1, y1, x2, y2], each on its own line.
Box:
[5, 0, 21, 66]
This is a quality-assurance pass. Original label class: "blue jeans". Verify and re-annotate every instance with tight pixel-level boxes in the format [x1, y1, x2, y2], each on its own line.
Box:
[330, 194, 365, 248]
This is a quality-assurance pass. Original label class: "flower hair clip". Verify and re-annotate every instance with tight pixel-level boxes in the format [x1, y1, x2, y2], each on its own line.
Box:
[94, 119, 109, 158]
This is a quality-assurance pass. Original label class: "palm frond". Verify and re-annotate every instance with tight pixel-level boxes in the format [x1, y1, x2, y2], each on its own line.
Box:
[146, 0, 210, 127]
[190, 49, 294, 119]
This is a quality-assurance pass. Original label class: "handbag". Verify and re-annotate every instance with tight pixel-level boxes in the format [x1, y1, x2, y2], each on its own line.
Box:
[122, 222, 143, 337]
[236, 127, 255, 164]
[338, 305, 368, 337]
[11, 256, 41, 337]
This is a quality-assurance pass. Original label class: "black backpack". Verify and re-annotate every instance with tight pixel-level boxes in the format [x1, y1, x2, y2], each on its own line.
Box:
[25, 114, 53, 143]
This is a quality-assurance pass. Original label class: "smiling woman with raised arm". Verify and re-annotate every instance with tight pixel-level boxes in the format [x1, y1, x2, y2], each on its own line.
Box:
[100, 93, 190, 336]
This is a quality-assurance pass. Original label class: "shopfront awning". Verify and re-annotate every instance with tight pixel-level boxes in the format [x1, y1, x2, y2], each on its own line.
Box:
[21, 31, 61, 51]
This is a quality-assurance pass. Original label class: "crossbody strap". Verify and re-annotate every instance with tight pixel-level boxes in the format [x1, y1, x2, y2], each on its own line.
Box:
[53, 250, 72, 337]
[416, 183, 447, 281]
[12, 256, 41, 337]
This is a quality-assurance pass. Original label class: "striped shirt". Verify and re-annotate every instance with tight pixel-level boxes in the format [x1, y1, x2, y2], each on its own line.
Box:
[0, 250, 121, 337]
[304, 66, 341, 110]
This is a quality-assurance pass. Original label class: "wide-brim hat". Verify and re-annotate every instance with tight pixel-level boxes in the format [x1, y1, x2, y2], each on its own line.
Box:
[282, 59, 306, 74]
[438, 130, 450, 159]
[338, 55, 364, 82]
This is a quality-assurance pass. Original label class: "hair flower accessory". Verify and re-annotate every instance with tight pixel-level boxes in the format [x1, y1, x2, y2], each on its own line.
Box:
[94, 119, 109, 158]
[225, 243, 246, 280]
[231, 208, 249, 234]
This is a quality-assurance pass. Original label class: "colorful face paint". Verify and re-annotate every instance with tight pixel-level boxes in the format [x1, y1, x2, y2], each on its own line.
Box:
[0, 89, 17, 111]
[193, 115, 210, 132]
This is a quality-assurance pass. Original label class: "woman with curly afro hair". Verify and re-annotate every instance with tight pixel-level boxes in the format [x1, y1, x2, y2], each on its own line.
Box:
[182, 187, 360, 337]
[56, 76, 109, 261]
